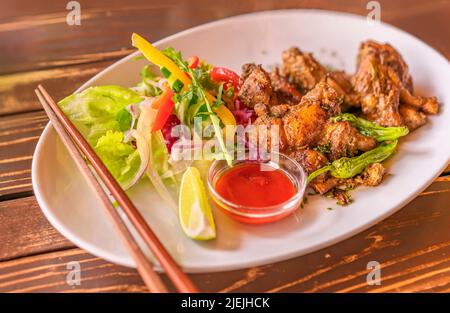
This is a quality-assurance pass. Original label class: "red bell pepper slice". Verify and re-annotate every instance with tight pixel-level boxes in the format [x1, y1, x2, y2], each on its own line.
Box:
[151, 87, 175, 132]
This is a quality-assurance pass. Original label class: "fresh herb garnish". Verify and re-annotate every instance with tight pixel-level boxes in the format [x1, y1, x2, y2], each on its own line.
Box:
[162, 47, 232, 165]
[224, 86, 235, 99]
[160, 66, 172, 79]
[172, 79, 184, 93]
[213, 83, 224, 109]
[314, 141, 331, 155]
[336, 191, 353, 206]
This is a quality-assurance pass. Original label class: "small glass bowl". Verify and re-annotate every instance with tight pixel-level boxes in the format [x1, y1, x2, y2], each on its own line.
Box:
[207, 152, 307, 224]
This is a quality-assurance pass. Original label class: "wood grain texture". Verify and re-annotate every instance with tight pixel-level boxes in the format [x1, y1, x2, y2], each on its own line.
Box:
[0, 61, 115, 115]
[0, 183, 449, 293]
[0, 111, 48, 199]
[0, 197, 74, 261]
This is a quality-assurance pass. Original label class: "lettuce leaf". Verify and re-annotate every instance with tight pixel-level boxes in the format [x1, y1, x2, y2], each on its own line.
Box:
[94, 131, 141, 187]
[58, 86, 144, 188]
[58, 85, 142, 145]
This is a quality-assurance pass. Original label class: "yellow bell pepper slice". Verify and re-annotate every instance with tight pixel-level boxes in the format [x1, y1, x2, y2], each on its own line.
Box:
[213, 103, 236, 127]
[131, 33, 191, 91]
[131, 33, 236, 128]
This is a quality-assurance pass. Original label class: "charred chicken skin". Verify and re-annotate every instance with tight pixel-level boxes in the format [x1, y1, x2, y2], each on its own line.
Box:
[318, 121, 377, 160]
[269, 67, 303, 104]
[352, 40, 438, 129]
[281, 47, 327, 91]
[282, 81, 342, 148]
[280, 47, 360, 109]
[238, 63, 278, 109]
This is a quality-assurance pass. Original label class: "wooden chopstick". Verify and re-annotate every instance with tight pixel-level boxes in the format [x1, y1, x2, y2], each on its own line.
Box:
[35, 88, 168, 293]
[35, 85, 198, 293]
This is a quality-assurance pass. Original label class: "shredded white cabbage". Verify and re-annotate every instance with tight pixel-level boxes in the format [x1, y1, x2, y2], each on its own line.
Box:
[138, 105, 177, 211]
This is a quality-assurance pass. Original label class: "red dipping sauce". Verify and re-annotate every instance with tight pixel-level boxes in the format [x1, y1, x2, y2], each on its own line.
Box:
[214, 163, 296, 208]
[208, 155, 306, 224]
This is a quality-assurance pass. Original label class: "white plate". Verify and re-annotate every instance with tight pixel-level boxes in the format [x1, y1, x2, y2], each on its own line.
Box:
[32, 10, 450, 273]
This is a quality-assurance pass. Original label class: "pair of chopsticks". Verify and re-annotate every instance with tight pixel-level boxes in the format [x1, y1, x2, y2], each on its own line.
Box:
[35, 85, 198, 293]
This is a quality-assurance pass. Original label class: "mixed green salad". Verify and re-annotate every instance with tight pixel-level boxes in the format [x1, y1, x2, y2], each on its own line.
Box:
[58, 33, 243, 240]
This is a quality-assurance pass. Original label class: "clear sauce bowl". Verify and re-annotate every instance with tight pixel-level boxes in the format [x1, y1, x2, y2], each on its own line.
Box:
[207, 152, 307, 224]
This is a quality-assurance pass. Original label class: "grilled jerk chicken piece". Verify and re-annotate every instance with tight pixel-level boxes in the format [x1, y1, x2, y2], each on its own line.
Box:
[398, 104, 427, 130]
[281, 47, 359, 107]
[238, 63, 277, 109]
[289, 148, 328, 175]
[253, 81, 345, 153]
[270, 67, 303, 104]
[282, 81, 342, 148]
[399, 88, 439, 115]
[342, 163, 386, 190]
[318, 121, 377, 160]
[253, 103, 288, 151]
[357, 163, 386, 186]
[289, 148, 338, 194]
[325, 72, 360, 109]
[352, 40, 438, 129]
[352, 41, 403, 127]
[281, 47, 327, 91]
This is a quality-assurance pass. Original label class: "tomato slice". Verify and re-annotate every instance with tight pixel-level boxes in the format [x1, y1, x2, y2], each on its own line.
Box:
[210, 67, 240, 90]
[188, 56, 199, 69]
[151, 87, 175, 132]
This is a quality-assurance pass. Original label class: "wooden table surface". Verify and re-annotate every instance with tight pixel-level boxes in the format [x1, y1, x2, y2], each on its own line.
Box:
[1, 0, 449, 293]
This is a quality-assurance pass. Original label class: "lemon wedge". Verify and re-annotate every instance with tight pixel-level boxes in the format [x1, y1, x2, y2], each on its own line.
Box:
[179, 167, 216, 240]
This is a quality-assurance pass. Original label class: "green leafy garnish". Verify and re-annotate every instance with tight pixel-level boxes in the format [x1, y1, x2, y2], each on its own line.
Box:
[314, 141, 331, 155]
[160, 66, 171, 79]
[172, 79, 184, 93]
[116, 108, 132, 131]
[58, 86, 144, 188]
[213, 83, 224, 109]
[162, 47, 232, 165]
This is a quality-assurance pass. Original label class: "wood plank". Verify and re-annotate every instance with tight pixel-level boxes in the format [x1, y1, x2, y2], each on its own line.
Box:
[0, 182, 449, 292]
[0, 249, 149, 292]
[0, 0, 448, 75]
[0, 111, 47, 199]
[0, 197, 74, 261]
[0, 61, 114, 115]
